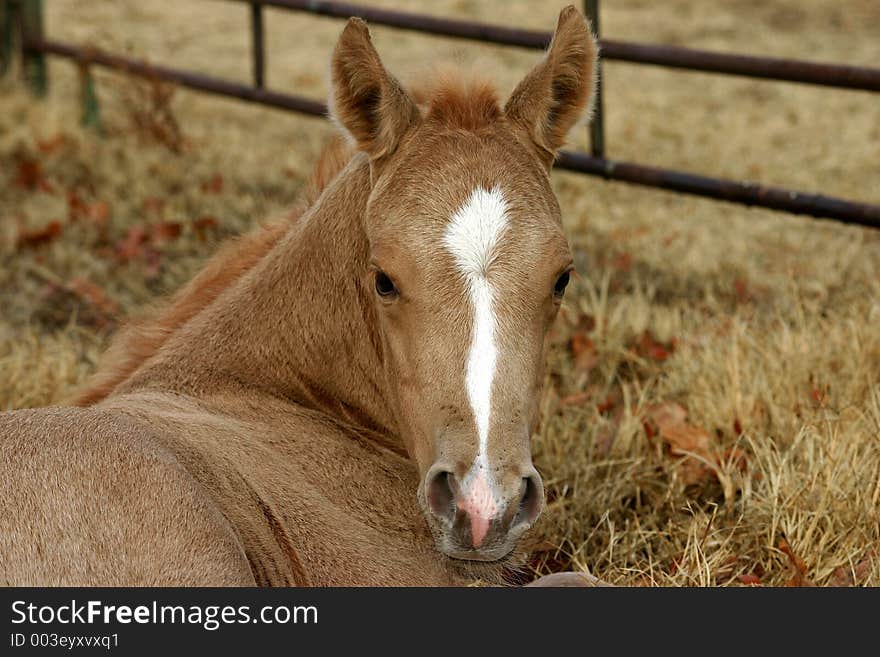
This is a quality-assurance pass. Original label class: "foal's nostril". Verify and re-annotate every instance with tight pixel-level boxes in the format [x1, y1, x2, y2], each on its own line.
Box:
[514, 474, 544, 528]
[426, 469, 456, 525]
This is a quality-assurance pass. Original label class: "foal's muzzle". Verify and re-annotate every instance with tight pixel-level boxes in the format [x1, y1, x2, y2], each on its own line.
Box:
[424, 462, 544, 561]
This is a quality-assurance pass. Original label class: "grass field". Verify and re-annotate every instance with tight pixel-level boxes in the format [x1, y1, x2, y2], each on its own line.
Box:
[1, 0, 878, 586]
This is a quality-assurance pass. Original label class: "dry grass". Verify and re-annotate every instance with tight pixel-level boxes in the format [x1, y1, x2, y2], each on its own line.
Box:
[1, 0, 878, 586]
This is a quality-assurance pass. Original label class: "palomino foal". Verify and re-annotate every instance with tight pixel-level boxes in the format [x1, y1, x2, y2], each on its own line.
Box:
[0, 7, 598, 586]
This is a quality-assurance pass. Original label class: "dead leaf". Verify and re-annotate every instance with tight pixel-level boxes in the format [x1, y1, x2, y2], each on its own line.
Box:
[15, 158, 53, 192]
[612, 251, 632, 272]
[151, 221, 182, 245]
[201, 173, 224, 194]
[36, 134, 68, 155]
[570, 334, 598, 373]
[778, 537, 814, 587]
[733, 278, 753, 304]
[69, 194, 110, 227]
[829, 551, 875, 587]
[116, 224, 149, 262]
[646, 401, 687, 432]
[737, 574, 762, 586]
[635, 330, 675, 362]
[67, 193, 88, 222]
[597, 395, 618, 414]
[594, 422, 618, 456]
[89, 200, 110, 225]
[115, 221, 180, 261]
[645, 402, 716, 485]
[559, 390, 593, 407]
[143, 197, 166, 215]
[193, 215, 219, 240]
[18, 221, 63, 247]
[68, 277, 119, 318]
[723, 447, 749, 473]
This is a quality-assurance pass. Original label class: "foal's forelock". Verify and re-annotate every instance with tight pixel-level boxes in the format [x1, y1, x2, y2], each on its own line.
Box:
[442, 186, 511, 544]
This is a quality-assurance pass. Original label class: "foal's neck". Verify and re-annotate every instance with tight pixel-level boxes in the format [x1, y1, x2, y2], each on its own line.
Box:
[123, 155, 399, 443]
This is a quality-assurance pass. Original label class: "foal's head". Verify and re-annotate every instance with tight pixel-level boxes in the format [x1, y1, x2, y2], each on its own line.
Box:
[331, 6, 597, 562]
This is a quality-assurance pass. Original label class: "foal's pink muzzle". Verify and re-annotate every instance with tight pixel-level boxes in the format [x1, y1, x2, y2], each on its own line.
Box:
[424, 462, 544, 560]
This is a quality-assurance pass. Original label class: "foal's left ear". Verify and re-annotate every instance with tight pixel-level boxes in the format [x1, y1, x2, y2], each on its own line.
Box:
[330, 18, 420, 162]
[504, 5, 598, 167]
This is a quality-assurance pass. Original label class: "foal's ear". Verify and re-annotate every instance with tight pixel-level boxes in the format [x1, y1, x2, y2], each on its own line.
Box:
[330, 18, 420, 162]
[504, 6, 598, 167]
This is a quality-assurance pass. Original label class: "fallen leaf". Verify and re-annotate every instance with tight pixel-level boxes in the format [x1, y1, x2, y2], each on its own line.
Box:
[116, 224, 149, 262]
[570, 334, 598, 373]
[596, 395, 617, 414]
[36, 134, 67, 155]
[115, 221, 179, 261]
[151, 221, 182, 245]
[645, 401, 716, 485]
[646, 401, 687, 432]
[829, 551, 875, 587]
[559, 390, 593, 407]
[15, 159, 45, 190]
[737, 574, 762, 586]
[574, 313, 596, 334]
[69, 194, 110, 227]
[734, 278, 752, 304]
[594, 422, 618, 455]
[88, 200, 110, 225]
[18, 220, 63, 247]
[201, 173, 224, 194]
[723, 447, 749, 472]
[193, 215, 219, 240]
[570, 333, 591, 358]
[612, 251, 633, 272]
[635, 330, 676, 362]
[68, 277, 119, 318]
[67, 193, 88, 222]
[778, 537, 814, 587]
[143, 197, 166, 215]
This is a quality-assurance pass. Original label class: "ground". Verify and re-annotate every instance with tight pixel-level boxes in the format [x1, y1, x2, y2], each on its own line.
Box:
[1, 0, 878, 586]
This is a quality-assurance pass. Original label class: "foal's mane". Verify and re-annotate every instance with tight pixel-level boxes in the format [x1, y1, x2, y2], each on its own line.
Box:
[73, 73, 503, 407]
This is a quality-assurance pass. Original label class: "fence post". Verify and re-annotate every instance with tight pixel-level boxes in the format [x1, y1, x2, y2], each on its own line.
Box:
[1, 0, 16, 76]
[251, 1, 265, 88]
[78, 62, 101, 130]
[583, 0, 605, 159]
[19, 0, 46, 95]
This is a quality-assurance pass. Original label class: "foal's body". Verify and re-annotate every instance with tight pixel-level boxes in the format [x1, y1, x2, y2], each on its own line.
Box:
[1, 7, 599, 586]
[1, 392, 456, 585]
[2, 159, 466, 585]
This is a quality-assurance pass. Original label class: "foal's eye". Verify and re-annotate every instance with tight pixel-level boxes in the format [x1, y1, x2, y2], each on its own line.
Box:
[553, 271, 571, 298]
[374, 271, 398, 298]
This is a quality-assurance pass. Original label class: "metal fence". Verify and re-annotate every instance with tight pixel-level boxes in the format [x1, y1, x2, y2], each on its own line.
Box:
[4, 0, 880, 228]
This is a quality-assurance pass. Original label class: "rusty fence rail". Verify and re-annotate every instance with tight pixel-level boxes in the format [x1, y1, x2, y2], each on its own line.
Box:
[6, 0, 880, 228]
[239, 0, 880, 92]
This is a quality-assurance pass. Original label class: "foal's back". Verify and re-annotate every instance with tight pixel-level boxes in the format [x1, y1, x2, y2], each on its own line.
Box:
[0, 405, 254, 585]
[0, 390, 463, 586]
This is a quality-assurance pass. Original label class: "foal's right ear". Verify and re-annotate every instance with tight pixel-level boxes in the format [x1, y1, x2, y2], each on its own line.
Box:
[329, 18, 420, 162]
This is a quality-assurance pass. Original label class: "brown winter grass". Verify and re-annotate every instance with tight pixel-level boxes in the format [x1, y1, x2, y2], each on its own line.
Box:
[1, 0, 878, 586]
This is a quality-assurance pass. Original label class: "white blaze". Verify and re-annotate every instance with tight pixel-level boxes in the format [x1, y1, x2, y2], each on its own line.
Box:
[442, 186, 509, 505]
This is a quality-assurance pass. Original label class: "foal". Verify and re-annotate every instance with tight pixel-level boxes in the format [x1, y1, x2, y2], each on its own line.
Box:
[0, 6, 598, 586]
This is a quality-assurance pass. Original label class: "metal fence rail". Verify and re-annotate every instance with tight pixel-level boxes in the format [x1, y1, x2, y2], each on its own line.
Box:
[27, 38, 880, 229]
[7, 0, 880, 228]
[235, 0, 880, 92]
